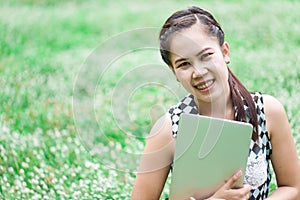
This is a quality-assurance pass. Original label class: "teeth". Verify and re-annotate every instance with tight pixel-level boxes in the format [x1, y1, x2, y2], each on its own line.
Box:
[196, 80, 213, 90]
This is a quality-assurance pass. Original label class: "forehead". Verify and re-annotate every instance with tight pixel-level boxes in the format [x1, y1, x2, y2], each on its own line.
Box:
[169, 24, 219, 58]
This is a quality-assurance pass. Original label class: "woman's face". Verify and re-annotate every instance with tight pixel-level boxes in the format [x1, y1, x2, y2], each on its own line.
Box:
[168, 23, 230, 105]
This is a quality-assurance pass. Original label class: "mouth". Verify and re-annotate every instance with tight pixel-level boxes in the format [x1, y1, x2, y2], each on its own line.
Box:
[194, 80, 215, 92]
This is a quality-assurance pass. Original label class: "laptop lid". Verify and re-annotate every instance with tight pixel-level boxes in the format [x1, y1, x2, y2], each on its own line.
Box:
[169, 113, 253, 200]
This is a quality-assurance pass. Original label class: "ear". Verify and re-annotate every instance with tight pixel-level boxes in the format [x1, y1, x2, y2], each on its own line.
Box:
[222, 41, 230, 64]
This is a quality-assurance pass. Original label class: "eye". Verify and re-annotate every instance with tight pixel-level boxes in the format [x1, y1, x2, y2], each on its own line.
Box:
[176, 61, 190, 69]
[201, 52, 213, 60]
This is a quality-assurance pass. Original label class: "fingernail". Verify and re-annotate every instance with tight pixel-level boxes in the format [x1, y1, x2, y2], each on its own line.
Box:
[236, 169, 242, 177]
[189, 197, 196, 200]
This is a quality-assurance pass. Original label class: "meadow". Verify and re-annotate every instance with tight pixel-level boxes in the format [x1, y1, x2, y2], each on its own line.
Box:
[0, 0, 299, 199]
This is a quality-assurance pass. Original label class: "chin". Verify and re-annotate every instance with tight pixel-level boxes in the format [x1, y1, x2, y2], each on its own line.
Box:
[196, 91, 227, 104]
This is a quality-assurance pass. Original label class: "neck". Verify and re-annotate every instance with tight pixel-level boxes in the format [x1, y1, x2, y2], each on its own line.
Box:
[195, 96, 234, 120]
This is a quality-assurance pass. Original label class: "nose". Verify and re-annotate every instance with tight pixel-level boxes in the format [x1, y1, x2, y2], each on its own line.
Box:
[192, 64, 208, 79]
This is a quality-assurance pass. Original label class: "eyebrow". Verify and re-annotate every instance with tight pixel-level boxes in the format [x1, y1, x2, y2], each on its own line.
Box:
[174, 47, 211, 64]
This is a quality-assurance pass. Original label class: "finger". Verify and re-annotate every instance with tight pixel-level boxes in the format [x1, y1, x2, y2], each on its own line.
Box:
[244, 184, 252, 193]
[223, 169, 242, 189]
[222, 186, 251, 200]
[235, 185, 252, 199]
[239, 185, 252, 199]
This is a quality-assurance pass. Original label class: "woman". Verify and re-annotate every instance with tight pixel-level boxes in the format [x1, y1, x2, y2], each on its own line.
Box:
[131, 6, 300, 200]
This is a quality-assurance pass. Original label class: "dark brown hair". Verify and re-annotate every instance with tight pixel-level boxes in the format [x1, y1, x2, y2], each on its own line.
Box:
[159, 6, 258, 140]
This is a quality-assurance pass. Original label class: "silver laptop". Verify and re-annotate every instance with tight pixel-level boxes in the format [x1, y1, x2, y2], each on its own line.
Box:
[169, 113, 253, 200]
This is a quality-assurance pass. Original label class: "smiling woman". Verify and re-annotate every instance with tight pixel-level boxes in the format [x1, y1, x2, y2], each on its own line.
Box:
[131, 6, 300, 200]
[168, 24, 231, 110]
[0, 0, 299, 199]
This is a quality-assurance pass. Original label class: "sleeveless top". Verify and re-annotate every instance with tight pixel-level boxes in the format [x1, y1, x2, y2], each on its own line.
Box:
[167, 92, 272, 200]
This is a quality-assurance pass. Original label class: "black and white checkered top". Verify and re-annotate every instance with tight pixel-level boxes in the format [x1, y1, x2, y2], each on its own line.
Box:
[167, 92, 272, 200]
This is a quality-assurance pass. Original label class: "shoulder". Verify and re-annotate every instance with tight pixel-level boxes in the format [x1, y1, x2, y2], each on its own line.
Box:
[262, 94, 289, 139]
[149, 114, 173, 142]
[138, 114, 175, 172]
[263, 94, 286, 116]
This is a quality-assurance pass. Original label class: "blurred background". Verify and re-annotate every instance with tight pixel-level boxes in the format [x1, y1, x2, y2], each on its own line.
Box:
[0, 0, 299, 199]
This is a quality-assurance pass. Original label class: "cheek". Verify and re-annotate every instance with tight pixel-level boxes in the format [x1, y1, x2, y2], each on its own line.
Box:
[208, 59, 227, 77]
[174, 71, 192, 87]
[175, 72, 186, 83]
[220, 64, 229, 78]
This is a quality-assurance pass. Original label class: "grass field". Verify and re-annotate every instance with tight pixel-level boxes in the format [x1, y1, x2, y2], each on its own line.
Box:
[0, 0, 300, 199]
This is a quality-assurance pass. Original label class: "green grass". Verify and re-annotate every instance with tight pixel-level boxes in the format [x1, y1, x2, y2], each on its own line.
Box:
[0, 0, 299, 199]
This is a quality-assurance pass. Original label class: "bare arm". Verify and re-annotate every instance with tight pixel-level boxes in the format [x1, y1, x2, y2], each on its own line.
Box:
[131, 114, 175, 200]
[264, 95, 300, 200]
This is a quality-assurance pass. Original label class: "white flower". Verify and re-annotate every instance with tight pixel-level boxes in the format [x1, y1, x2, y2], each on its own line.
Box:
[71, 182, 77, 188]
[73, 190, 82, 197]
[25, 157, 30, 163]
[30, 178, 39, 185]
[50, 146, 56, 153]
[19, 169, 25, 174]
[8, 167, 14, 173]
[33, 137, 39, 147]
[22, 181, 27, 187]
[32, 193, 42, 200]
[2, 125, 9, 133]
[22, 162, 29, 168]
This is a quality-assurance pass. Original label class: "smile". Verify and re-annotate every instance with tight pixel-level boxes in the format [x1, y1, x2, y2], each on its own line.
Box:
[194, 80, 214, 92]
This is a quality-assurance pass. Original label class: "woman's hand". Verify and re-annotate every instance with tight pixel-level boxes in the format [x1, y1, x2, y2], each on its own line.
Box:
[209, 170, 252, 200]
[190, 170, 252, 200]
